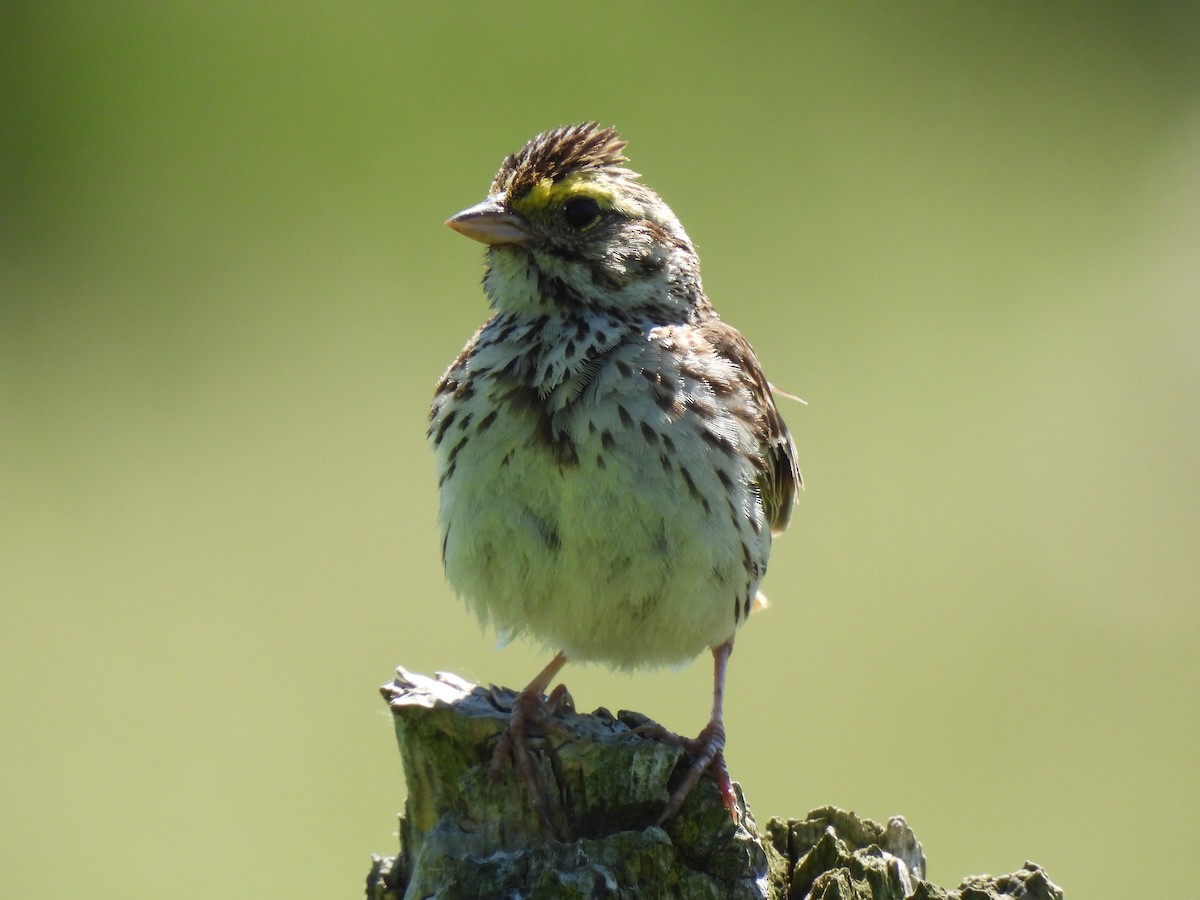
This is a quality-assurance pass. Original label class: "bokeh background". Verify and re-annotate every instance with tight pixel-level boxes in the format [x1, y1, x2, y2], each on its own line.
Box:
[4, 2, 1198, 897]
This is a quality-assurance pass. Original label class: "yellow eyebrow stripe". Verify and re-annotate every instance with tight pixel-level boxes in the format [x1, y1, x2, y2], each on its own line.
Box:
[515, 174, 643, 218]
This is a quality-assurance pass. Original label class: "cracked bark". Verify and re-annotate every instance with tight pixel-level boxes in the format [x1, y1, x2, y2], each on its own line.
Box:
[366, 668, 1062, 900]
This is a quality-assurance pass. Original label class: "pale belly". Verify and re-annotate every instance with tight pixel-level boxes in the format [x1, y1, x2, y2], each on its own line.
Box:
[435, 385, 771, 669]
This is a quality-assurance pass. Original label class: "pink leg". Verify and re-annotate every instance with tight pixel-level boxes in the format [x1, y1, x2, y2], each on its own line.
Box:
[655, 639, 739, 825]
[490, 652, 571, 828]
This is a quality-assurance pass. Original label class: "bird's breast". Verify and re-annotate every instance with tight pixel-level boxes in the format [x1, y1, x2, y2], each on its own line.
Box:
[429, 321, 773, 667]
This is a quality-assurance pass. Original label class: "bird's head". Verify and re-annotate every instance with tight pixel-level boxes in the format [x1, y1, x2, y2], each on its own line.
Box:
[446, 123, 702, 318]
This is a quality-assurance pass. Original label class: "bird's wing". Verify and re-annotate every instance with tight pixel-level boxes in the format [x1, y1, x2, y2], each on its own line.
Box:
[700, 318, 801, 535]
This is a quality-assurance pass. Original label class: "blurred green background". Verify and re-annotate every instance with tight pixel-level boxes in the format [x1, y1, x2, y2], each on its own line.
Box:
[3, 2, 1198, 897]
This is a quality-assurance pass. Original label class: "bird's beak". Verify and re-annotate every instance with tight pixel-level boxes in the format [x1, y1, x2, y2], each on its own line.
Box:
[445, 197, 531, 245]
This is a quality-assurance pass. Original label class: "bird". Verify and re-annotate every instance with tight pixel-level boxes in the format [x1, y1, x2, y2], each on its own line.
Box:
[428, 122, 800, 828]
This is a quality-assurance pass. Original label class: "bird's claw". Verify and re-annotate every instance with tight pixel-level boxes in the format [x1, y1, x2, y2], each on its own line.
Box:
[642, 719, 740, 826]
[489, 682, 574, 836]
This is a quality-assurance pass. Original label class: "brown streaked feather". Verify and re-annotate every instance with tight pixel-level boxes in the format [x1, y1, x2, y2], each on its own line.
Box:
[432, 326, 483, 402]
[492, 123, 630, 198]
[699, 318, 801, 535]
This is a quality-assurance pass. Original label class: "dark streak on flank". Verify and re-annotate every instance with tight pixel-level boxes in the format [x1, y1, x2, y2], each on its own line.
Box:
[680, 466, 711, 514]
[701, 428, 738, 457]
[433, 409, 458, 444]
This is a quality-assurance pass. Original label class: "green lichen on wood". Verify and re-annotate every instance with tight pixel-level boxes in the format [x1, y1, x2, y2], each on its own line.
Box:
[367, 668, 1061, 899]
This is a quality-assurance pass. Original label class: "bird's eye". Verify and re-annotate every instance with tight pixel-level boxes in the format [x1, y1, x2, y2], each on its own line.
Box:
[562, 196, 601, 230]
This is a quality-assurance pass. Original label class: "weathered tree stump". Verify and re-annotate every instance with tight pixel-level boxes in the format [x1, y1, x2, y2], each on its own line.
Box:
[366, 668, 1061, 899]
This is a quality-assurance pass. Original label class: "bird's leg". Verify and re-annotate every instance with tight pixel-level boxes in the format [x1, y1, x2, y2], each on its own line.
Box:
[490, 651, 571, 828]
[652, 639, 738, 825]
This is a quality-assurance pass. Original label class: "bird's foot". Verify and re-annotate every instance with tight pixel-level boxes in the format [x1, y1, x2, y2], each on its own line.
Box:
[637, 719, 739, 825]
[490, 682, 574, 834]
